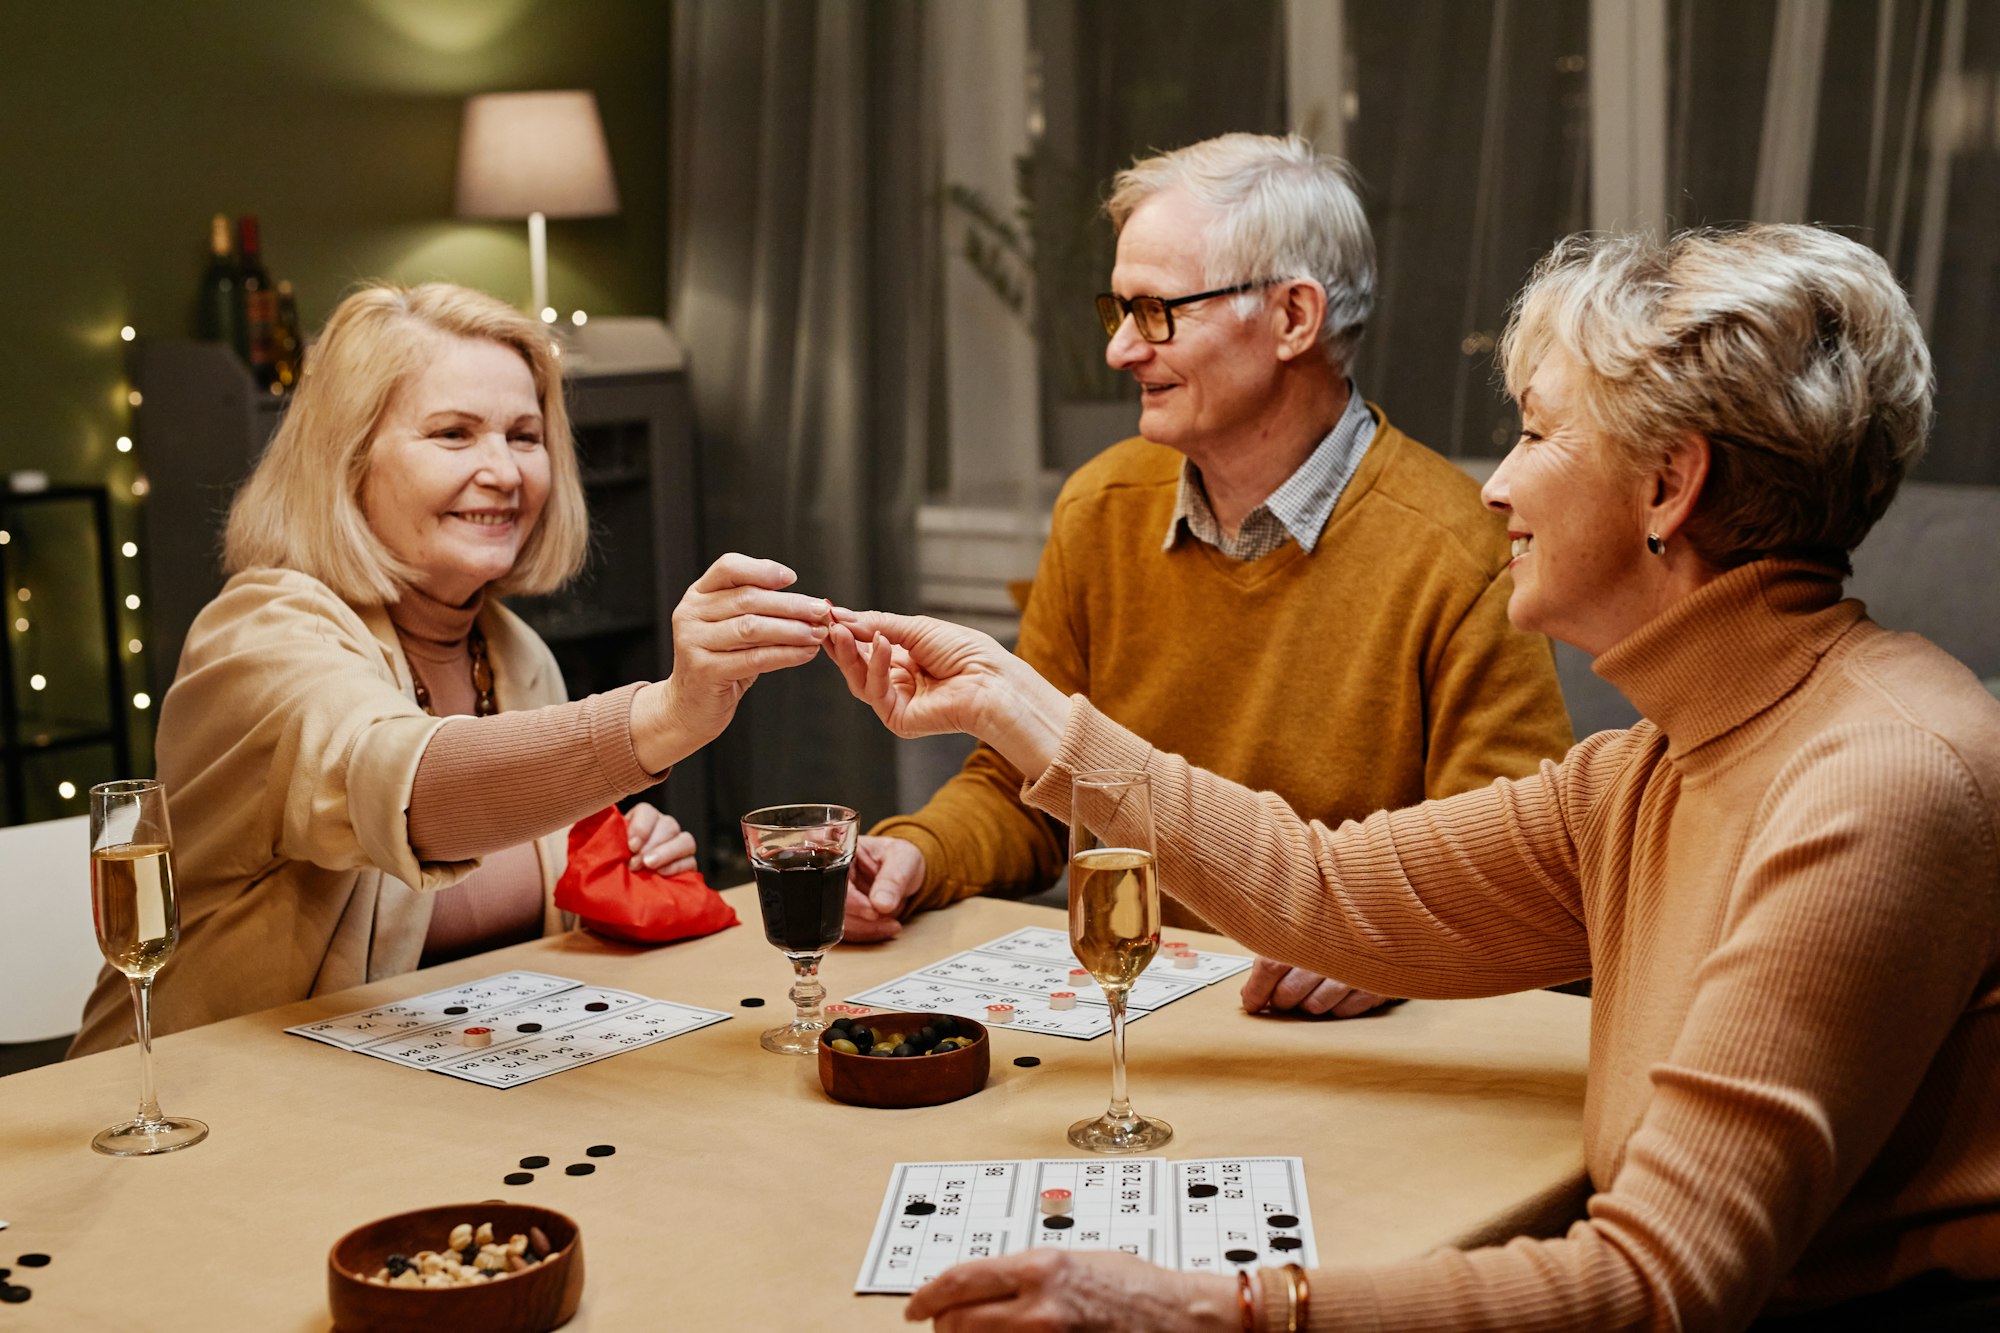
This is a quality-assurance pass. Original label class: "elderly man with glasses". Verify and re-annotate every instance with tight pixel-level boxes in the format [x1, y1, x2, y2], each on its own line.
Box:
[845, 132, 1574, 1018]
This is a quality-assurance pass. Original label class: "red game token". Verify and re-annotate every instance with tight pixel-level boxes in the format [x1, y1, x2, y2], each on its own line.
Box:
[1048, 991, 1078, 1011]
[1039, 1188, 1074, 1216]
[461, 1026, 493, 1048]
[985, 1004, 1016, 1024]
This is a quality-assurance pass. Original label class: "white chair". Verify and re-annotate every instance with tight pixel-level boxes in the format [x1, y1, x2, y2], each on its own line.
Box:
[0, 815, 103, 1045]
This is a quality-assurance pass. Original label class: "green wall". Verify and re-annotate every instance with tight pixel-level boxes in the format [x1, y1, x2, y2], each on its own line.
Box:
[0, 0, 674, 821]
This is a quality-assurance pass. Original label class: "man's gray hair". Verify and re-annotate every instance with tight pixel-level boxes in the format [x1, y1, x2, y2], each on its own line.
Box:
[1106, 133, 1375, 365]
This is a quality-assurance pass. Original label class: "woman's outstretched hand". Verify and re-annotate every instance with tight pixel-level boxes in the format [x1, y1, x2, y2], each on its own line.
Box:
[825, 610, 1071, 782]
[631, 554, 829, 774]
[904, 1250, 1241, 1332]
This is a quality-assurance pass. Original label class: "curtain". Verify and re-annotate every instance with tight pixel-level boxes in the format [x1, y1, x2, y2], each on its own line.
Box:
[668, 0, 940, 868]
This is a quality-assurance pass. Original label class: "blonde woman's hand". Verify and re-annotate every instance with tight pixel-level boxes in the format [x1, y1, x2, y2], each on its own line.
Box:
[632, 554, 828, 773]
[904, 1250, 1241, 1332]
[825, 610, 1071, 781]
[625, 801, 697, 877]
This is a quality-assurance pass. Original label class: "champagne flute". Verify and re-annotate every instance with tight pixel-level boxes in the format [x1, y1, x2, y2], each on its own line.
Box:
[1067, 770, 1172, 1153]
[740, 804, 859, 1054]
[88, 779, 208, 1156]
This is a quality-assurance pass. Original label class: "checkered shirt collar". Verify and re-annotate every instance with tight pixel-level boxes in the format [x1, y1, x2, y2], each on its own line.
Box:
[1164, 382, 1377, 560]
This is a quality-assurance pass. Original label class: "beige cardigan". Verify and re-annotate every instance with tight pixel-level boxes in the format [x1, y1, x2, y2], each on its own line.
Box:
[1023, 561, 2000, 1331]
[70, 568, 571, 1057]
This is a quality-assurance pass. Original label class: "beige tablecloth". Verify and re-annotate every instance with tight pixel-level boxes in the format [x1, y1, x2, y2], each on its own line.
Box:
[0, 887, 1590, 1330]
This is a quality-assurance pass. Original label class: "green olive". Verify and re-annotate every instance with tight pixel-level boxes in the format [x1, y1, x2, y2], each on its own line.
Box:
[830, 1038, 859, 1055]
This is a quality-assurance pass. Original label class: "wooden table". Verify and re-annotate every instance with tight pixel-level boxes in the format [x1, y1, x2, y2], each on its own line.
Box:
[0, 888, 1590, 1330]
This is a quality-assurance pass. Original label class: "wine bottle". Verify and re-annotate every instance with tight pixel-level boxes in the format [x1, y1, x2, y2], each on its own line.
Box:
[272, 280, 304, 390]
[237, 215, 278, 385]
[197, 214, 242, 349]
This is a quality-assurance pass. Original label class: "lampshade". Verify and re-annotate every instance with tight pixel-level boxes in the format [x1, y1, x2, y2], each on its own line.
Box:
[455, 90, 620, 220]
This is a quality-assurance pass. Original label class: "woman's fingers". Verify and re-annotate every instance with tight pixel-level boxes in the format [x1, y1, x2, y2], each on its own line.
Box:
[691, 552, 796, 594]
[904, 1255, 1027, 1321]
[688, 584, 833, 626]
[680, 611, 829, 652]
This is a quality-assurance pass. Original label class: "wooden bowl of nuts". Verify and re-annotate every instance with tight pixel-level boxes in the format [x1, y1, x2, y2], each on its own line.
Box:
[328, 1202, 584, 1332]
[818, 1010, 989, 1109]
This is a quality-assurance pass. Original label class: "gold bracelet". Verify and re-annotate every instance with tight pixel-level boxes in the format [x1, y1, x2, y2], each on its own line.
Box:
[1285, 1264, 1311, 1331]
[1274, 1264, 1302, 1333]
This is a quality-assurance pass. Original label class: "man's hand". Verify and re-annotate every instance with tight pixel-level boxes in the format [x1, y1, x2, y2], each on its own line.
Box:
[624, 801, 697, 877]
[1240, 956, 1397, 1018]
[843, 836, 926, 942]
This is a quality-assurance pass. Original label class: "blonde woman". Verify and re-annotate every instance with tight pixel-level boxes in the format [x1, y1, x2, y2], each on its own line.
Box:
[831, 226, 2000, 1330]
[71, 283, 827, 1055]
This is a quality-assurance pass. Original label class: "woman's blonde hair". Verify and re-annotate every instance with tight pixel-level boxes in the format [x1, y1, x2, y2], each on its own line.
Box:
[1499, 224, 1934, 568]
[223, 282, 587, 604]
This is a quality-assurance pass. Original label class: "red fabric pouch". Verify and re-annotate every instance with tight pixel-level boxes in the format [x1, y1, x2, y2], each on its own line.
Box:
[554, 806, 738, 945]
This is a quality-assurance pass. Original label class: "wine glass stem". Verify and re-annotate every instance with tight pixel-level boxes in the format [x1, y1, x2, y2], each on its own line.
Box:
[129, 976, 162, 1127]
[1106, 988, 1133, 1121]
[789, 954, 826, 1030]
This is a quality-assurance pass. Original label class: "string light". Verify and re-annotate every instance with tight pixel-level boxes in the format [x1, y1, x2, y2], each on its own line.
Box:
[29, 673, 46, 690]
[0, 530, 9, 544]
[58, 781, 77, 800]
[120, 325, 136, 342]
[127, 389, 142, 407]
[570, 310, 588, 327]
[132, 692, 151, 710]
[539, 307, 557, 323]
[121, 541, 138, 558]
[127, 638, 143, 654]
[115, 435, 133, 453]
[125, 594, 141, 610]
[130, 477, 149, 497]
[12, 618, 25, 632]
[15, 588, 28, 602]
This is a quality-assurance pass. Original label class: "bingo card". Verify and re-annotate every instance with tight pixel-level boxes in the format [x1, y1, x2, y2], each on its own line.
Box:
[856, 1156, 1317, 1293]
[847, 926, 1254, 1040]
[286, 970, 730, 1088]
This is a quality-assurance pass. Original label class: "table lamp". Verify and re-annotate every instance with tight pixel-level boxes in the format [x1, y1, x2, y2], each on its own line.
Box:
[455, 90, 620, 320]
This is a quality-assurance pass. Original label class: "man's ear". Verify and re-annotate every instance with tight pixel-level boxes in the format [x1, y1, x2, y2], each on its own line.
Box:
[1273, 278, 1328, 362]
[1646, 431, 1711, 543]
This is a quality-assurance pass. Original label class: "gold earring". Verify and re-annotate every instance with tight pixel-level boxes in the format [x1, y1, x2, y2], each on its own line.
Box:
[1646, 532, 1665, 556]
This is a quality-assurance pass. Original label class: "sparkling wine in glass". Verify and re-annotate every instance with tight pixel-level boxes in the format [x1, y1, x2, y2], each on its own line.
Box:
[740, 804, 858, 1055]
[88, 779, 208, 1156]
[1067, 770, 1172, 1153]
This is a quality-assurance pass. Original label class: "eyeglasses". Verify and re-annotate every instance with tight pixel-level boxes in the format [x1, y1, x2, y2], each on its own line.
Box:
[1094, 280, 1278, 343]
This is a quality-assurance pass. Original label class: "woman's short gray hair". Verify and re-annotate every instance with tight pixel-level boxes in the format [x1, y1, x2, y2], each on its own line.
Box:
[223, 282, 587, 605]
[1499, 224, 1934, 567]
[1106, 133, 1376, 365]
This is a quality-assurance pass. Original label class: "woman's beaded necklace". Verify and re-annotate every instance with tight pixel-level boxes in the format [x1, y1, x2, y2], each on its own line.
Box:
[410, 622, 497, 718]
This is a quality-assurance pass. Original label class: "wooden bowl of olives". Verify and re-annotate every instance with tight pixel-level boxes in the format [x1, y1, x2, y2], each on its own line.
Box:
[817, 1011, 990, 1108]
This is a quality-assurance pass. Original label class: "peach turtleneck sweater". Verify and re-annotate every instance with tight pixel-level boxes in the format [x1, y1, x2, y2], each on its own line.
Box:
[1021, 560, 2000, 1331]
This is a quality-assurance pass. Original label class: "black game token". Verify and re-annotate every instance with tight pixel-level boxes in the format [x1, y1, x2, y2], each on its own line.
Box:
[0, 1286, 29, 1304]
[1224, 1248, 1259, 1263]
[503, 1172, 534, 1186]
[740, 997, 766, 1008]
[14, 1255, 48, 1268]
[517, 1022, 543, 1033]
[1012, 1056, 1041, 1068]
[903, 1202, 937, 1216]
[1187, 1183, 1219, 1199]
[0, 1268, 8, 1280]
[1270, 1236, 1303, 1251]
[1041, 1216, 1074, 1230]
[584, 1001, 610, 1012]
[520, 1155, 550, 1169]
[443, 1006, 469, 1016]
[565, 1163, 595, 1176]
[585, 1144, 616, 1158]
[1265, 1214, 1299, 1229]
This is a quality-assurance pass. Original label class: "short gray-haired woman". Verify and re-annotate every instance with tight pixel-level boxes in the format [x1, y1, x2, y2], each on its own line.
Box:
[71, 282, 828, 1056]
[828, 225, 2000, 1331]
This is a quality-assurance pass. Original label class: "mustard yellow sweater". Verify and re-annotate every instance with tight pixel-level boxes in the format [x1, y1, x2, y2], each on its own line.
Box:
[1024, 560, 2000, 1330]
[878, 414, 1576, 928]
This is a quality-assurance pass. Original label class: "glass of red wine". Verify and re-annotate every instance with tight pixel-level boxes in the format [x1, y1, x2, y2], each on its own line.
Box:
[740, 804, 859, 1054]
